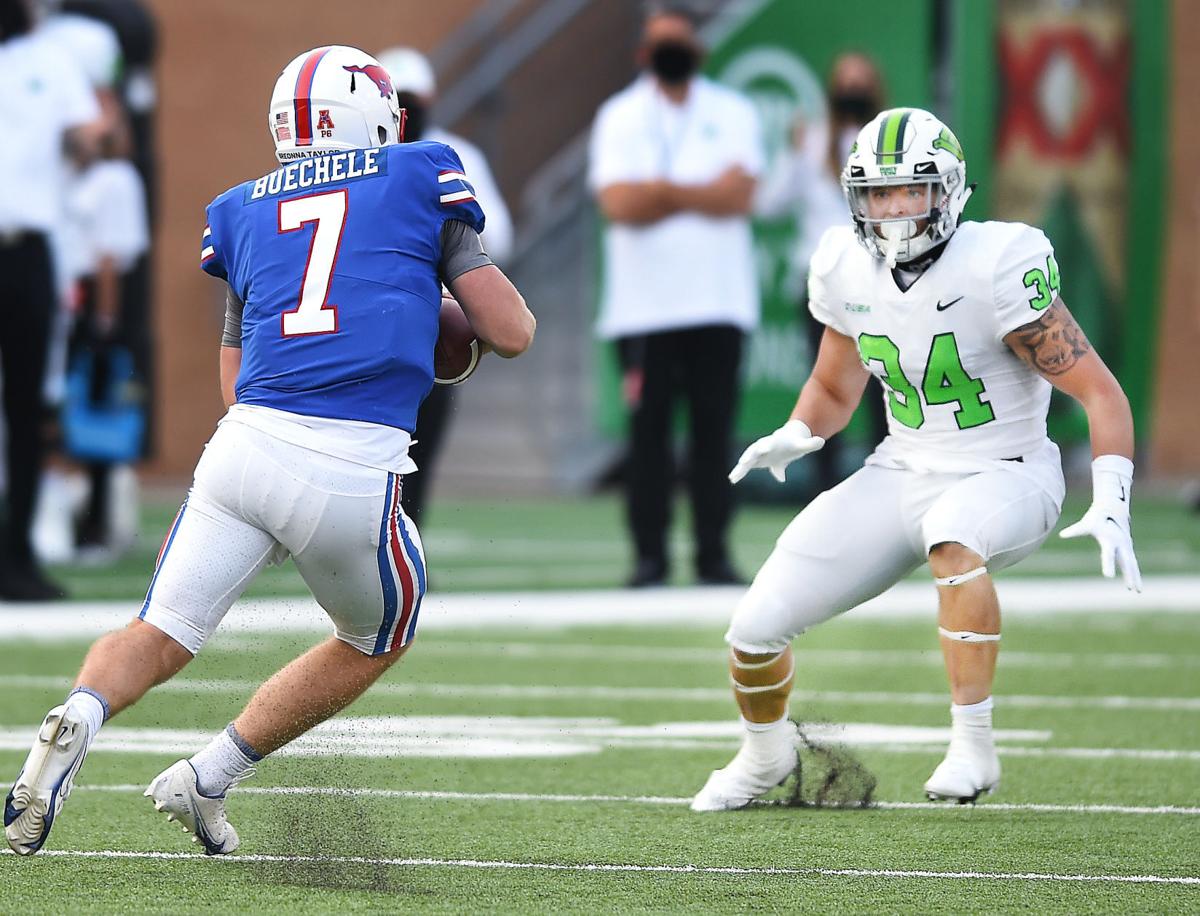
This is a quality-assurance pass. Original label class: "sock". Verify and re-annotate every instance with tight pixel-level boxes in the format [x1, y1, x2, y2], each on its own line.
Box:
[740, 715, 793, 760]
[950, 696, 988, 720]
[189, 723, 262, 797]
[950, 696, 994, 730]
[64, 687, 108, 744]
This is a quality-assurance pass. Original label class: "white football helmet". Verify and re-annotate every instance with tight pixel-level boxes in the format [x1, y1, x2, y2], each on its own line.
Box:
[268, 45, 403, 163]
[841, 107, 972, 266]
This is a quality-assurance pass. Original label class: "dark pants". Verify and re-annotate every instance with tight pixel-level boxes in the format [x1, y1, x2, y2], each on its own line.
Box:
[617, 324, 743, 571]
[0, 233, 55, 570]
[400, 382, 455, 527]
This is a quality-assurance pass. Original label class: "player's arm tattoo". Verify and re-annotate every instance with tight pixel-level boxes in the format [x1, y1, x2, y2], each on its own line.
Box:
[1005, 299, 1092, 376]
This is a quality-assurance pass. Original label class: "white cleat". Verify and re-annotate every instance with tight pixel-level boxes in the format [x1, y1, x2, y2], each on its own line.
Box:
[144, 760, 250, 855]
[691, 744, 798, 812]
[4, 705, 92, 855]
[924, 726, 1001, 804]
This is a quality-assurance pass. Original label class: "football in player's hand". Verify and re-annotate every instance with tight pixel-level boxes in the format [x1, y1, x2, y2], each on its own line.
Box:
[434, 296, 481, 385]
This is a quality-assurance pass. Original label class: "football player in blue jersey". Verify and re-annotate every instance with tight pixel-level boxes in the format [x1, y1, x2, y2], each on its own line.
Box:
[5, 45, 535, 857]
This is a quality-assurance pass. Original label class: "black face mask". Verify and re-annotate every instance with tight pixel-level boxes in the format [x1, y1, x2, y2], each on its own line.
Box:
[830, 90, 877, 124]
[649, 41, 699, 86]
[396, 93, 427, 141]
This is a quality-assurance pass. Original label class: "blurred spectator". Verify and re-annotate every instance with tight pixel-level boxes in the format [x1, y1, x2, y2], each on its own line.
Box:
[0, 0, 102, 600]
[756, 51, 888, 494]
[33, 3, 125, 564]
[61, 99, 149, 560]
[588, 2, 764, 587]
[376, 45, 514, 526]
[61, 0, 160, 461]
[62, 0, 158, 217]
[38, 1, 122, 365]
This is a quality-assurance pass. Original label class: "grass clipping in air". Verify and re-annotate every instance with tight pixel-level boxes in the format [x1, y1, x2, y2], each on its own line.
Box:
[770, 719, 878, 809]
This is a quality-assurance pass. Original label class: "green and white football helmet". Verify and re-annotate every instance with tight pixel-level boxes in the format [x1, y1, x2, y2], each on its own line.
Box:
[841, 107, 972, 267]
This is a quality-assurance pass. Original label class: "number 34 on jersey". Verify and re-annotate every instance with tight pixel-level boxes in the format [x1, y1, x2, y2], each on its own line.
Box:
[807, 221, 1061, 463]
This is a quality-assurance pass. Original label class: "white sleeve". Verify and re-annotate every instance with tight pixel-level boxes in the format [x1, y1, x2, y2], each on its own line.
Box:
[992, 225, 1060, 341]
[52, 15, 122, 89]
[806, 228, 851, 336]
[587, 98, 641, 192]
[42, 41, 100, 131]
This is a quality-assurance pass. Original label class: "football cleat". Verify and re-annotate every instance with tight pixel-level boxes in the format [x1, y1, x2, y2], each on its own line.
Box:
[923, 724, 1001, 803]
[4, 705, 92, 855]
[690, 743, 798, 812]
[144, 760, 252, 855]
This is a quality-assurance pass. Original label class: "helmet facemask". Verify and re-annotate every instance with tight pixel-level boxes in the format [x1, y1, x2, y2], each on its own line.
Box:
[844, 173, 953, 268]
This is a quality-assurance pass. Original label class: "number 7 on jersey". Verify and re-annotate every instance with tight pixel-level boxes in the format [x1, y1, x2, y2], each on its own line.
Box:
[278, 190, 347, 336]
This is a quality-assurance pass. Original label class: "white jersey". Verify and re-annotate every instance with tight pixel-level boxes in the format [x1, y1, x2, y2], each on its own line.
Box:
[809, 221, 1062, 475]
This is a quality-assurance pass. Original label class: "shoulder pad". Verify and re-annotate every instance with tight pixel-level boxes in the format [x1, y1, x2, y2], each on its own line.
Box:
[809, 226, 858, 279]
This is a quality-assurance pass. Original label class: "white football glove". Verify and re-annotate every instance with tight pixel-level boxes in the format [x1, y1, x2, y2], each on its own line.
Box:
[728, 419, 825, 484]
[1059, 454, 1142, 592]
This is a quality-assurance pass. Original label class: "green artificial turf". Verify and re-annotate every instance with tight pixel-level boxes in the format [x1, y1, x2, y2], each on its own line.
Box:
[1, 611, 1197, 913]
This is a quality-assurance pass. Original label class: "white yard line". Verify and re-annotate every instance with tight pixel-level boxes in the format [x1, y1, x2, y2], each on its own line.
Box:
[0, 714, 1195, 761]
[77, 783, 1200, 817]
[1, 848, 1196, 885]
[0, 576, 1196, 640]
[3, 674, 1197, 712]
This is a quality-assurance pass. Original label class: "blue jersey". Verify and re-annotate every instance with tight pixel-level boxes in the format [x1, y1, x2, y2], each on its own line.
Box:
[200, 142, 485, 433]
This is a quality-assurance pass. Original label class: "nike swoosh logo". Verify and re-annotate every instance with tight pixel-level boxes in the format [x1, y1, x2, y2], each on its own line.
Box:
[935, 296, 964, 311]
[1118, 486, 1127, 503]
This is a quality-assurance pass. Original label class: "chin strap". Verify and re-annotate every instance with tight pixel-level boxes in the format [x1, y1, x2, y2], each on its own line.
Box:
[960, 182, 977, 216]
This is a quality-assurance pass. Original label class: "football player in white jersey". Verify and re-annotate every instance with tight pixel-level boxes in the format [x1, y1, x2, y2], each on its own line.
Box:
[691, 107, 1140, 811]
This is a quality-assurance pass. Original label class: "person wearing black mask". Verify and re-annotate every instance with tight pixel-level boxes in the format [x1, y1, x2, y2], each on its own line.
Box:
[589, 2, 765, 587]
[825, 52, 885, 178]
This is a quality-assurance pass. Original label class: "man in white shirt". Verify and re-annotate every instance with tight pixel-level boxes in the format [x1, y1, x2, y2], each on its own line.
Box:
[588, 2, 764, 587]
[376, 45, 516, 525]
[0, 0, 102, 600]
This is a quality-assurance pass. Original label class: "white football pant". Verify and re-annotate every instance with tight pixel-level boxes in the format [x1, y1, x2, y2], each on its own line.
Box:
[727, 449, 1064, 654]
[140, 421, 425, 656]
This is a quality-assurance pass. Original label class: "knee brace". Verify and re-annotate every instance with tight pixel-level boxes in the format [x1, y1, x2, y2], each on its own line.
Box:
[730, 649, 795, 693]
[933, 566, 988, 587]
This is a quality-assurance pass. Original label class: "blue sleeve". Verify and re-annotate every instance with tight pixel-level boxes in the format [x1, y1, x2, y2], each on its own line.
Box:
[200, 202, 228, 281]
[430, 143, 486, 235]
